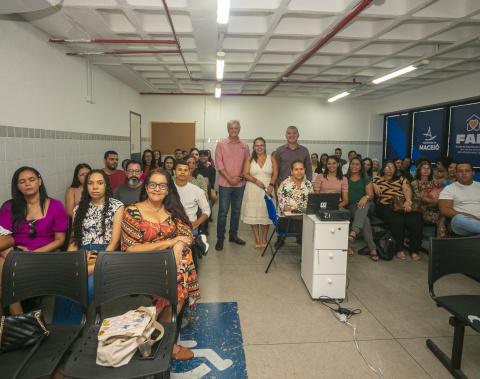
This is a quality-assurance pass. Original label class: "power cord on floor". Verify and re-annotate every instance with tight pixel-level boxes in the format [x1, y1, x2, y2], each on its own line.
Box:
[319, 296, 383, 378]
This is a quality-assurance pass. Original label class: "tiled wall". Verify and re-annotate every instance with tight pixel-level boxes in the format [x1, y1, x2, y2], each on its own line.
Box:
[0, 125, 130, 205]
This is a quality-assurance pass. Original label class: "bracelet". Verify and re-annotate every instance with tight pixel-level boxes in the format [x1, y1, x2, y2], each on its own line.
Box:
[268, 183, 274, 187]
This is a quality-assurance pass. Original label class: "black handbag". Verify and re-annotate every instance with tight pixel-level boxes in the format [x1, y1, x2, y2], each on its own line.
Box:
[0, 310, 50, 353]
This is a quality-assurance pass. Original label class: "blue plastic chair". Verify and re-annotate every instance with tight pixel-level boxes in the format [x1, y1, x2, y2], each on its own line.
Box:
[261, 195, 302, 273]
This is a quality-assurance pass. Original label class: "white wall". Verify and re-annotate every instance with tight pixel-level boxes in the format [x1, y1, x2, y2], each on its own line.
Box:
[0, 15, 142, 203]
[141, 95, 384, 160]
[374, 71, 480, 115]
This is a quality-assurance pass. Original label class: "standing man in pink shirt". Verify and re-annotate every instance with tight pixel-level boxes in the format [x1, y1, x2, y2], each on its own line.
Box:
[215, 120, 251, 251]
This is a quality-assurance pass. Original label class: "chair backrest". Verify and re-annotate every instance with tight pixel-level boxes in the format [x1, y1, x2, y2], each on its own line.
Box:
[1, 250, 88, 312]
[429, 236, 480, 298]
[264, 195, 278, 226]
[93, 250, 178, 323]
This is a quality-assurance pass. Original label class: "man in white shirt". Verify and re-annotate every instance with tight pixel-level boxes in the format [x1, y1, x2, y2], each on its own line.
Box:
[174, 160, 211, 235]
[439, 162, 480, 236]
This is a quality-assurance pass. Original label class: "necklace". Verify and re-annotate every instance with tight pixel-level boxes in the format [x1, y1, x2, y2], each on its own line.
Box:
[147, 199, 163, 213]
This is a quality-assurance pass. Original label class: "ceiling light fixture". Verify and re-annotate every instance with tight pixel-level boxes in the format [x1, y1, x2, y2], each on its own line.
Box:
[372, 66, 417, 84]
[216, 51, 225, 80]
[215, 85, 222, 98]
[217, 0, 231, 24]
[328, 91, 350, 103]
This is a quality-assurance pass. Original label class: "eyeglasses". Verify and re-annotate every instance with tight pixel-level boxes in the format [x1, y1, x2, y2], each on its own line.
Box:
[127, 169, 142, 174]
[29, 219, 37, 238]
[384, 167, 395, 171]
[147, 182, 168, 190]
[421, 167, 431, 171]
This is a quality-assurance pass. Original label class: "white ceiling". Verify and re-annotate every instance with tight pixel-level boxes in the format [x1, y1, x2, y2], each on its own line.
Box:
[12, 0, 480, 99]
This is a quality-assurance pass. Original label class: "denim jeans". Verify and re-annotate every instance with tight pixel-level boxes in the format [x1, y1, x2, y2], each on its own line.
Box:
[217, 184, 245, 240]
[451, 214, 480, 236]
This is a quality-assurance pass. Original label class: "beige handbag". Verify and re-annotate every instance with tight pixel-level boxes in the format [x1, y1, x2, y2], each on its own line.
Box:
[96, 306, 164, 367]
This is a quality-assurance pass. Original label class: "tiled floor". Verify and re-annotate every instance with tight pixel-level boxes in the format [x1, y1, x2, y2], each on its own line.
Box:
[43, 212, 480, 378]
[196, 214, 480, 379]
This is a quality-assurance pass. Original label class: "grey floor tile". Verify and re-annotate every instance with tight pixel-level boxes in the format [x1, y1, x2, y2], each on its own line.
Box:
[398, 335, 480, 379]
[244, 339, 431, 379]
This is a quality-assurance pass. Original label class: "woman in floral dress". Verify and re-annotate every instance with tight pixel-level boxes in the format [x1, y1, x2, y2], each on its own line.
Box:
[121, 168, 199, 361]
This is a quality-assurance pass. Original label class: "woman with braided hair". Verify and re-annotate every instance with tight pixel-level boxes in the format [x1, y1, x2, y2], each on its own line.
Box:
[53, 169, 124, 324]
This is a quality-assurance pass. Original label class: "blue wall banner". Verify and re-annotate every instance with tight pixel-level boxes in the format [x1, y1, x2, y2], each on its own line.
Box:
[170, 302, 247, 378]
[385, 114, 408, 161]
[449, 102, 480, 168]
[411, 108, 443, 162]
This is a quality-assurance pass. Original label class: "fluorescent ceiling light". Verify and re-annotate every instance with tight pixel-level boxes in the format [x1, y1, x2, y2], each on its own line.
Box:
[217, 0, 231, 24]
[216, 52, 225, 80]
[328, 92, 350, 103]
[372, 65, 417, 84]
[215, 85, 221, 98]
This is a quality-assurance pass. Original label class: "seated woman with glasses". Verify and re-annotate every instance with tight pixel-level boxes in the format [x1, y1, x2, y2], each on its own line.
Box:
[373, 161, 424, 261]
[121, 168, 200, 361]
[53, 170, 124, 324]
[411, 161, 447, 238]
[65, 163, 92, 218]
[0, 167, 68, 315]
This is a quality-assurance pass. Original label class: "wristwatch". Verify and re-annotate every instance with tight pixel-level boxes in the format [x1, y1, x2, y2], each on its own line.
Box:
[365, 195, 370, 200]
[407, 200, 413, 204]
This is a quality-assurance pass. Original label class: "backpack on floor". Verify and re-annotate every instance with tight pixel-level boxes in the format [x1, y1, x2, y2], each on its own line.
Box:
[374, 229, 396, 261]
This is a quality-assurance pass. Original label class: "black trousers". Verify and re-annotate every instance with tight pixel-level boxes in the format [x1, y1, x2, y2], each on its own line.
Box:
[375, 203, 424, 253]
[278, 217, 303, 234]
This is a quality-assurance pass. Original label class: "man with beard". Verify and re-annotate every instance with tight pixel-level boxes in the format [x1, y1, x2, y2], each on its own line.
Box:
[103, 150, 127, 191]
[113, 160, 143, 206]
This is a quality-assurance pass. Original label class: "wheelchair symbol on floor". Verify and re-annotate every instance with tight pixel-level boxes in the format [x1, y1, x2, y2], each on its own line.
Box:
[171, 317, 233, 378]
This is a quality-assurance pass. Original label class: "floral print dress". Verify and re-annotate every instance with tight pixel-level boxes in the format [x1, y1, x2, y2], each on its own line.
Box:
[121, 205, 200, 308]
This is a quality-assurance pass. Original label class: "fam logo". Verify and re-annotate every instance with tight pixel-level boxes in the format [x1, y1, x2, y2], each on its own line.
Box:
[467, 115, 480, 132]
[456, 114, 480, 144]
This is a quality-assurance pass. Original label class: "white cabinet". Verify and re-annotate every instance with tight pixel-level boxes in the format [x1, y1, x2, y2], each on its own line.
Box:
[301, 215, 349, 299]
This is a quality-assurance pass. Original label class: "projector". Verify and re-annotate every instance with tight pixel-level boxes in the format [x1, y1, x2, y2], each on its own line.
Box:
[316, 209, 350, 221]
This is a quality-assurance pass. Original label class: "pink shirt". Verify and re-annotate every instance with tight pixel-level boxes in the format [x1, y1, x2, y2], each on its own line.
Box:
[314, 175, 348, 197]
[215, 137, 250, 187]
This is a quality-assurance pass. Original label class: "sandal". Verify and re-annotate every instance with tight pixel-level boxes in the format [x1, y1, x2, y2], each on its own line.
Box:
[396, 251, 407, 260]
[255, 243, 261, 250]
[411, 252, 421, 261]
[347, 248, 355, 258]
[370, 251, 379, 261]
[261, 243, 267, 250]
[348, 231, 357, 242]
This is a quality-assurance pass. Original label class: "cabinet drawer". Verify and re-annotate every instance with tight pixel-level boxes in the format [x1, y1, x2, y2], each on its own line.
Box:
[313, 224, 348, 249]
[314, 250, 347, 275]
[311, 274, 346, 299]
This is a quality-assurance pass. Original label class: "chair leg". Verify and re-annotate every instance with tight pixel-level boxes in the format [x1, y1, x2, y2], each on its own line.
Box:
[265, 235, 287, 274]
[261, 228, 276, 257]
[450, 317, 465, 372]
[426, 317, 468, 379]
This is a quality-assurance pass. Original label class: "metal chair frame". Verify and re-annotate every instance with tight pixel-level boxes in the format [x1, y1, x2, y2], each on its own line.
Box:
[0, 250, 88, 379]
[261, 195, 302, 273]
[426, 236, 480, 379]
[63, 250, 178, 379]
